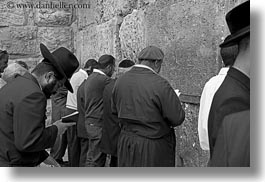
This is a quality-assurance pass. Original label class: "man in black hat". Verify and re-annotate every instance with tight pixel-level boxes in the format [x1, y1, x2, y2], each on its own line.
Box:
[100, 59, 135, 167]
[207, 0, 250, 165]
[0, 43, 79, 166]
[112, 46, 185, 167]
[83, 54, 115, 167]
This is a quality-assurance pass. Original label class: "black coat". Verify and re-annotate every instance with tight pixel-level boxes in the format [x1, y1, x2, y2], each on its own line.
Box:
[76, 80, 88, 138]
[100, 79, 121, 157]
[210, 110, 250, 167]
[208, 67, 250, 158]
[0, 73, 58, 166]
[112, 66, 185, 166]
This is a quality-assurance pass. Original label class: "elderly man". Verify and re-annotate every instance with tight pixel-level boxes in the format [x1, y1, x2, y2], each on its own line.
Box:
[208, 0, 250, 165]
[112, 46, 185, 167]
[1, 62, 28, 84]
[0, 50, 9, 89]
[0, 43, 79, 166]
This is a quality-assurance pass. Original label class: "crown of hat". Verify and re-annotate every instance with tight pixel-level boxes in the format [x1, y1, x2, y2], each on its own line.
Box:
[51, 47, 79, 79]
[226, 1, 249, 35]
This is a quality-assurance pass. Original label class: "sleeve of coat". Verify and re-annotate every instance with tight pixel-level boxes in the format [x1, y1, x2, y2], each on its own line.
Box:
[160, 81, 185, 127]
[13, 92, 58, 152]
[111, 83, 118, 116]
[209, 118, 228, 167]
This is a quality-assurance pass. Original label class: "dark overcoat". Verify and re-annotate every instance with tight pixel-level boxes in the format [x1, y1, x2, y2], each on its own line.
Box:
[112, 66, 185, 166]
[0, 73, 58, 166]
[210, 110, 250, 167]
[100, 79, 121, 157]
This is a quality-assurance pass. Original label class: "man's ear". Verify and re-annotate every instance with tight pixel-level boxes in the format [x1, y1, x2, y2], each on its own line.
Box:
[44, 71, 54, 83]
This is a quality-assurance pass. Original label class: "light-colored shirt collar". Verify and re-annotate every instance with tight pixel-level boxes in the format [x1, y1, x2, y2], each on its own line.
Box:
[218, 67, 229, 75]
[134, 64, 157, 74]
[93, 69, 106, 76]
[79, 69, 88, 76]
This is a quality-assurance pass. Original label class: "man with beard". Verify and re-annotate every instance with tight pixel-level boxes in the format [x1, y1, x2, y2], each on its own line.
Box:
[0, 43, 79, 166]
[0, 50, 9, 89]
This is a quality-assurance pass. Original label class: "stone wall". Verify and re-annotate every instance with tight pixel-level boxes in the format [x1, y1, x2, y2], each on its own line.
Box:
[0, 0, 76, 69]
[75, 0, 247, 167]
[0, 0, 247, 166]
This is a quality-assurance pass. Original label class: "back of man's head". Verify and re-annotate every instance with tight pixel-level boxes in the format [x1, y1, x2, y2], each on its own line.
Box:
[98, 55, 115, 69]
[118, 59, 135, 68]
[84, 59, 98, 70]
[16, 61, 29, 70]
[2, 63, 28, 83]
[220, 44, 238, 67]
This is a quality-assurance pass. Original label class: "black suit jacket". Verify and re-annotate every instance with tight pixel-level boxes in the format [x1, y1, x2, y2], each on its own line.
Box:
[208, 67, 250, 158]
[0, 73, 58, 166]
[100, 79, 121, 156]
[210, 110, 250, 167]
[76, 80, 88, 138]
[112, 66, 185, 139]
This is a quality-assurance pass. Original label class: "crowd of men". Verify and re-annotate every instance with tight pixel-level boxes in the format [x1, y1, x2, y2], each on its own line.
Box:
[0, 1, 249, 167]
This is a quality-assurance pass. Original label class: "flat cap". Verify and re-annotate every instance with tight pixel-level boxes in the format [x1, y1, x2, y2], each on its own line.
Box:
[138, 46, 164, 61]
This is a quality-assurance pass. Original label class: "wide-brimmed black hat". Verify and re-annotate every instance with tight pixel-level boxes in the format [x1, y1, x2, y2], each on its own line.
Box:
[40, 43, 79, 93]
[220, 0, 250, 47]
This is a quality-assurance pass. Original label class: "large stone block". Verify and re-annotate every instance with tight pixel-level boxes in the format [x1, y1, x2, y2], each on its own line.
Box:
[119, 9, 146, 62]
[79, 16, 122, 65]
[35, 0, 75, 26]
[97, 16, 123, 60]
[37, 27, 74, 53]
[76, 0, 102, 28]
[0, 26, 38, 56]
[79, 25, 99, 64]
[175, 103, 209, 167]
[35, 9, 73, 26]
[143, 1, 227, 96]
[101, 0, 137, 22]
[0, 0, 26, 26]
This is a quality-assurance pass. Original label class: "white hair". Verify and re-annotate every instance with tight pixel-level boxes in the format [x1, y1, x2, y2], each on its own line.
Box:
[2, 63, 28, 83]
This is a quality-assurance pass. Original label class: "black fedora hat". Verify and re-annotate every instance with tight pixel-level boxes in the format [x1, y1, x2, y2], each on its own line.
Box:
[40, 43, 79, 93]
[220, 0, 250, 48]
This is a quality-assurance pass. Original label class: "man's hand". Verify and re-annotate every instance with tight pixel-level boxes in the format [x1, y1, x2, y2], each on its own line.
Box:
[53, 119, 75, 136]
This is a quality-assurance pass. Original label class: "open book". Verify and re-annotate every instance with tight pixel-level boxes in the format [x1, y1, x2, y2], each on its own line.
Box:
[61, 111, 79, 123]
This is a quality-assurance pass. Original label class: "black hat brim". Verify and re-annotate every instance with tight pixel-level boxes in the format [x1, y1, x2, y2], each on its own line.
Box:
[220, 26, 250, 47]
[40, 43, 73, 93]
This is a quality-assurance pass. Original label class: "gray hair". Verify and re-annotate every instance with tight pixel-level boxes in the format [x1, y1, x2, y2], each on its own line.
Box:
[2, 63, 28, 83]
